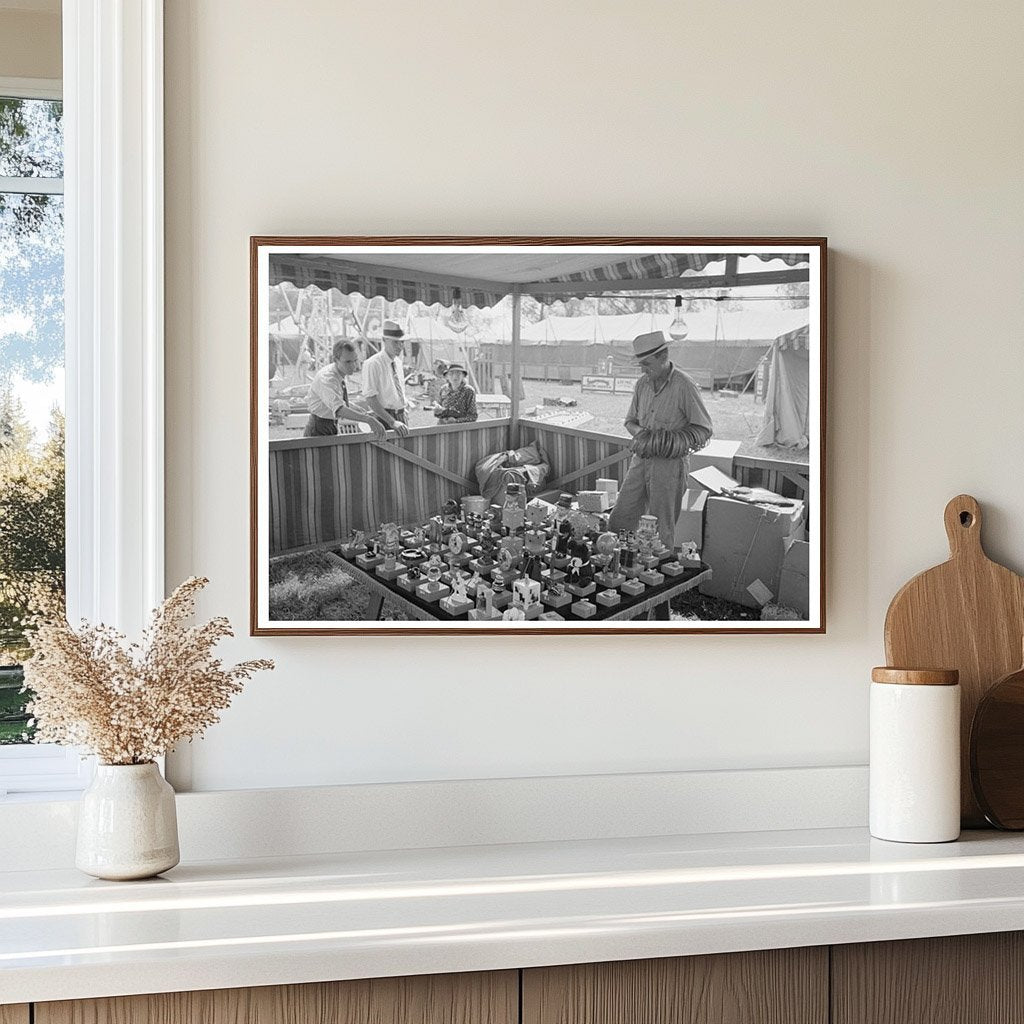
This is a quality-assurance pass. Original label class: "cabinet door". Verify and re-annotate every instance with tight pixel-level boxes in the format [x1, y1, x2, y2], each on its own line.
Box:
[0, 1007, 30, 1024]
[832, 932, 1024, 1024]
[523, 949, 828, 1024]
[36, 971, 517, 1024]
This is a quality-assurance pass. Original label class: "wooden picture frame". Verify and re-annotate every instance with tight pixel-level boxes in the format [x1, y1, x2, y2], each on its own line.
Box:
[251, 237, 827, 635]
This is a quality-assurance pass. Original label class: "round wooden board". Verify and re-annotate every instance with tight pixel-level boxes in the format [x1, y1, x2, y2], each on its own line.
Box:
[971, 664, 1024, 829]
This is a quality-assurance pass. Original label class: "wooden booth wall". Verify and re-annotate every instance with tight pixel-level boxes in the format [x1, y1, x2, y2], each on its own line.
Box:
[269, 420, 510, 555]
[519, 421, 633, 496]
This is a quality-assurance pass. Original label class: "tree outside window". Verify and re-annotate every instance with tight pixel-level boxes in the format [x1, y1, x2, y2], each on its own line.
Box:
[0, 94, 65, 744]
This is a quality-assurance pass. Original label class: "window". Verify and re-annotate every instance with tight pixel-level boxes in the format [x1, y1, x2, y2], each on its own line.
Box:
[0, 80, 85, 795]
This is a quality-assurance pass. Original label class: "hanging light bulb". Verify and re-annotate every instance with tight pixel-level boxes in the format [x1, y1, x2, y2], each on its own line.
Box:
[446, 287, 469, 333]
[446, 290, 469, 333]
[668, 295, 689, 340]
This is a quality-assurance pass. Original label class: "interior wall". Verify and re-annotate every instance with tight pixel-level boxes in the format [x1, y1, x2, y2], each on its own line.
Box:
[0, 8, 61, 80]
[163, 0, 1024, 792]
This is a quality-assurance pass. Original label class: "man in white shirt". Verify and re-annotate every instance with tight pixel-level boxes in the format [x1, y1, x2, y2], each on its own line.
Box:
[303, 340, 386, 439]
[360, 320, 411, 437]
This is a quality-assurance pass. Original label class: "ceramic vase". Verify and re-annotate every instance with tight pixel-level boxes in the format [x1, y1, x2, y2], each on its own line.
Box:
[76, 762, 180, 880]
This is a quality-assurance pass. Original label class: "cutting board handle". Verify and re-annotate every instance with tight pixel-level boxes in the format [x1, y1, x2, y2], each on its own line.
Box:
[944, 494, 983, 559]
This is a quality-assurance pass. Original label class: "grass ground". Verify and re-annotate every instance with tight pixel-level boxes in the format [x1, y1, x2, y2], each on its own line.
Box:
[0, 677, 32, 745]
[269, 550, 413, 622]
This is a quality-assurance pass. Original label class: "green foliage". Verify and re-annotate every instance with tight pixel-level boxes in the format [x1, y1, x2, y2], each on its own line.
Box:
[0, 393, 65, 666]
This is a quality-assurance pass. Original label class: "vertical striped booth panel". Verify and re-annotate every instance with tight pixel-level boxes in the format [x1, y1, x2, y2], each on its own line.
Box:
[268, 421, 510, 556]
[519, 421, 631, 495]
[733, 456, 810, 503]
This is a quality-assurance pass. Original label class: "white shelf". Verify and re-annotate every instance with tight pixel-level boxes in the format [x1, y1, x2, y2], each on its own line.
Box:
[4, 826, 1024, 1004]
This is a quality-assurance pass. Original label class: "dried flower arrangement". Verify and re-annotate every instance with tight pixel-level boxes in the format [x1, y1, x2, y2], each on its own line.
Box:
[22, 577, 273, 765]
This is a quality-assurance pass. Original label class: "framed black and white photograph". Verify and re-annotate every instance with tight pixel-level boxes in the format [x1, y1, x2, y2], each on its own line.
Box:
[251, 237, 826, 634]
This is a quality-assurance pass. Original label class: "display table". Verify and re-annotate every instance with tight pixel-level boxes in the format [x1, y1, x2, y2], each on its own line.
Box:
[326, 550, 710, 623]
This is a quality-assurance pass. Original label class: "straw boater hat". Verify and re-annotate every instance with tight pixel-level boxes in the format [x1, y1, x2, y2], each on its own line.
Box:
[632, 330, 669, 360]
[446, 363, 467, 375]
[382, 320, 405, 340]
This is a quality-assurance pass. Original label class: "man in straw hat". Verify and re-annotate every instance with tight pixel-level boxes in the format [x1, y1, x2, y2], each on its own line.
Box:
[361, 320, 411, 436]
[607, 330, 713, 547]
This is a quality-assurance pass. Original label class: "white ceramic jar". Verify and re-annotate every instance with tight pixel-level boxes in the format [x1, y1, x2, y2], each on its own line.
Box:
[76, 762, 180, 880]
[870, 667, 960, 843]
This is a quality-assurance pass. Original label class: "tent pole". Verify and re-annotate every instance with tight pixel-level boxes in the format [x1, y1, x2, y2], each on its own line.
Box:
[510, 285, 522, 448]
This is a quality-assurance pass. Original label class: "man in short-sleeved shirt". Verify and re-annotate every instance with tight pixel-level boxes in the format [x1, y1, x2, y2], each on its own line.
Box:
[304, 340, 385, 438]
[361, 320, 410, 436]
[607, 331, 713, 547]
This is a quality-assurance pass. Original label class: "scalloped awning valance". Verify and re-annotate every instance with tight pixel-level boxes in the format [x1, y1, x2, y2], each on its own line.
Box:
[268, 250, 811, 309]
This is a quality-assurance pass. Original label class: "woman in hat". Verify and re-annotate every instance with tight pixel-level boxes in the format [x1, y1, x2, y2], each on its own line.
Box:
[432, 363, 478, 423]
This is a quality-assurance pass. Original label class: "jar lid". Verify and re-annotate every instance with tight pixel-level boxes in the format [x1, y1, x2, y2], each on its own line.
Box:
[871, 667, 959, 686]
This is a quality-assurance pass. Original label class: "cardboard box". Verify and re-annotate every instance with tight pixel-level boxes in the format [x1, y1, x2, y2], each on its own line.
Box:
[699, 496, 806, 608]
[687, 465, 739, 495]
[688, 438, 742, 479]
[578, 490, 611, 512]
[777, 538, 811, 618]
[674, 487, 707, 548]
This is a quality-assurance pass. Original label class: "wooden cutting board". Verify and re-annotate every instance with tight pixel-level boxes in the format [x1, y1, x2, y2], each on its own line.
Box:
[884, 494, 1024, 826]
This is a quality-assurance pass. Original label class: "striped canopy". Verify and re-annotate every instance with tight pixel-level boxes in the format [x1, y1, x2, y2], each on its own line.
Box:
[269, 250, 811, 309]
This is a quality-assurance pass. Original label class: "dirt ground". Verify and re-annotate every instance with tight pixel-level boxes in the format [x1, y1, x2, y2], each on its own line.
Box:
[274, 376, 809, 466]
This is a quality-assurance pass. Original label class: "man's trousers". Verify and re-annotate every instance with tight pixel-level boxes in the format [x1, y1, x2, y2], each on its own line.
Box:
[607, 455, 687, 547]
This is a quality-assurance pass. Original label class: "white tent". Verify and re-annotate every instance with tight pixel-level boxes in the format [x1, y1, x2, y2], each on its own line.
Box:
[756, 324, 811, 449]
[489, 309, 810, 346]
[404, 315, 478, 364]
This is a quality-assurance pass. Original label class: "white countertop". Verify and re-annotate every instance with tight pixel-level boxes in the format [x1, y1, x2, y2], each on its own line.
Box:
[4, 826, 1024, 1005]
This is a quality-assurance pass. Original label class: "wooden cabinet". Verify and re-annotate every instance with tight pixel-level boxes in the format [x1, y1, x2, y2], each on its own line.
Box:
[34, 971, 518, 1024]
[831, 932, 1024, 1024]
[14, 932, 1024, 1024]
[522, 948, 828, 1024]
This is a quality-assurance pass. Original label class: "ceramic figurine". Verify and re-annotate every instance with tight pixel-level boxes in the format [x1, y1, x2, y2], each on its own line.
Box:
[526, 499, 549, 526]
[498, 535, 523, 571]
[428, 515, 444, 545]
[425, 555, 444, 585]
[502, 482, 527, 530]
[554, 519, 573, 558]
[567, 535, 593, 585]
[512, 577, 542, 613]
[478, 530, 496, 567]
[413, 525, 426, 548]
[502, 606, 526, 621]
[609, 545, 622, 576]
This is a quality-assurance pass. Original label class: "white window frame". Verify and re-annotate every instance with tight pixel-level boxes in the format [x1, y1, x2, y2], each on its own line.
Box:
[0, 0, 165, 797]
